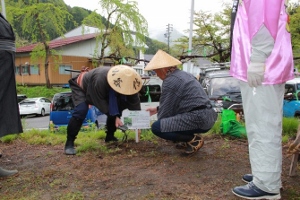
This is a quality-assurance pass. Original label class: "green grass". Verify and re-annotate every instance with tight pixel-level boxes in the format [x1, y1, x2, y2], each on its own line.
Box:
[282, 117, 299, 138]
[1, 115, 298, 154]
[206, 114, 222, 135]
[17, 85, 69, 99]
[0, 127, 158, 155]
[19, 129, 66, 145]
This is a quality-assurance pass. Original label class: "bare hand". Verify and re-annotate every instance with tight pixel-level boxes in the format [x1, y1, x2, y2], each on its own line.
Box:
[146, 107, 157, 116]
[115, 117, 123, 128]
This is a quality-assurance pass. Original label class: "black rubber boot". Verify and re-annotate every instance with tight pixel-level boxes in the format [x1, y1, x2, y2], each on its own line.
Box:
[105, 133, 118, 143]
[64, 117, 83, 155]
[105, 115, 118, 143]
[65, 140, 76, 155]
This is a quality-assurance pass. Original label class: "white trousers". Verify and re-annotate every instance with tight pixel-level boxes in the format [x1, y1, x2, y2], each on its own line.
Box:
[240, 81, 284, 194]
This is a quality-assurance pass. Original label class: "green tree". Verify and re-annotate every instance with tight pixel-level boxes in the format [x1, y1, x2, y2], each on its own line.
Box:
[65, 6, 92, 31]
[174, 1, 300, 65]
[82, 0, 148, 65]
[171, 36, 189, 57]
[192, 5, 232, 63]
[144, 37, 168, 55]
[171, 4, 232, 63]
[290, 2, 300, 67]
[7, 0, 75, 88]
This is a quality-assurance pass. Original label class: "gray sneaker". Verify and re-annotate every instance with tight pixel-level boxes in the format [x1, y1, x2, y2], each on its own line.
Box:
[0, 167, 18, 177]
[232, 182, 281, 199]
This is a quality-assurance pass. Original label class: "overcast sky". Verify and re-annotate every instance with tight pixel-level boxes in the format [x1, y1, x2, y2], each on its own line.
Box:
[64, 0, 233, 36]
[64, 0, 299, 37]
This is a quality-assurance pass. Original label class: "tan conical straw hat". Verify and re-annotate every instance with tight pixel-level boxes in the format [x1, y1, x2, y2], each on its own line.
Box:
[144, 49, 182, 71]
[107, 65, 142, 95]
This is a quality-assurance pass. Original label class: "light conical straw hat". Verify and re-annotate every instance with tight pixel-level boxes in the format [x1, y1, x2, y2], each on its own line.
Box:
[144, 49, 182, 71]
[107, 65, 142, 95]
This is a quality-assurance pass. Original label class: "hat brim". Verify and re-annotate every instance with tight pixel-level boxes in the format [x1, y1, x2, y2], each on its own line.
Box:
[144, 49, 182, 71]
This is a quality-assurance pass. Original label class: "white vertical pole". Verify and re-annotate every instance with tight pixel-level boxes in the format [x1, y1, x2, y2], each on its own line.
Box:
[1, 0, 6, 18]
[135, 129, 139, 143]
[187, 0, 194, 74]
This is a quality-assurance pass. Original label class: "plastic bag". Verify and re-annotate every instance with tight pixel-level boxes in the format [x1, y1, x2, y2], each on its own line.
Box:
[221, 109, 247, 138]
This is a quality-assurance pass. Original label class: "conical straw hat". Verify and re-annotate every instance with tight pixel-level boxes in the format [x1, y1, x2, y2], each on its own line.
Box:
[107, 65, 142, 95]
[144, 49, 182, 71]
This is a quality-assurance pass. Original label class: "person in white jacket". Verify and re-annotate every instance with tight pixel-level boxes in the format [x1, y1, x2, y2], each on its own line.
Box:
[230, 0, 294, 199]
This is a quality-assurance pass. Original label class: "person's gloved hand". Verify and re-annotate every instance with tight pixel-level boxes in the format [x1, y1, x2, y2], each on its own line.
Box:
[247, 62, 265, 87]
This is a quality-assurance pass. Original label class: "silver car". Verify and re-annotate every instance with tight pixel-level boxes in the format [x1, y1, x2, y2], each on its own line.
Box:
[19, 97, 51, 117]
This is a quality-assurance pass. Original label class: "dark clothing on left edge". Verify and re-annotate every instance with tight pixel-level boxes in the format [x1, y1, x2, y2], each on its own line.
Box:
[0, 13, 23, 137]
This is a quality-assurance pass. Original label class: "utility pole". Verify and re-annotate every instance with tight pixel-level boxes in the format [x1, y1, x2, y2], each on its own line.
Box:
[164, 24, 173, 53]
[187, 0, 194, 74]
[1, 0, 6, 18]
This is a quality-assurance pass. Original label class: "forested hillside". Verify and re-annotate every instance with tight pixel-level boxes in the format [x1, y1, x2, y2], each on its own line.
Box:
[4, 0, 167, 54]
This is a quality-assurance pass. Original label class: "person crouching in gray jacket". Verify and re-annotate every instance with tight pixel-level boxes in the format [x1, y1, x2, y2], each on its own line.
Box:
[145, 50, 217, 155]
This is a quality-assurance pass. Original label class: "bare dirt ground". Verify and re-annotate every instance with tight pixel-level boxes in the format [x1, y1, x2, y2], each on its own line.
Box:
[1, 135, 300, 200]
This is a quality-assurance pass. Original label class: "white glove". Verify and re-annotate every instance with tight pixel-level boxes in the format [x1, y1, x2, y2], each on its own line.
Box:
[247, 62, 265, 87]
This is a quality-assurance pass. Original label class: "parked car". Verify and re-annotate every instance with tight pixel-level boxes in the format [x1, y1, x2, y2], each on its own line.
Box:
[139, 76, 162, 122]
[19, 97, 51, 117]
[139, 76, 162, 103]
[17, 94, 27, 103]
[200, 68, 243, 114]
[49, 91, 106, 130]
[283, 78, 300, 118]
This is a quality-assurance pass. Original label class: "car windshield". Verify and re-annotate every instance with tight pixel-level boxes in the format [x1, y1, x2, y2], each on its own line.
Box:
[52, 93, 74, 111]
[19, 98, 37, 105]
[209, 77, 240, 97]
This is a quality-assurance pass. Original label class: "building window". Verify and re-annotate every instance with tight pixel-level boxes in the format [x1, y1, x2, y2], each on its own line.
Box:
[59, 65, 72, 74]
[22, 65, 29, 75]
[30, 65, 39, 75]
[135, 68, 143, 75]
[16, 64, 39, 75]
[15, 66, 20, 75]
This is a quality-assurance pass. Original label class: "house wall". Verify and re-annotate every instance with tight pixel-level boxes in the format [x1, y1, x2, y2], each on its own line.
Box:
[15, 35, 146, 86]
[15, 54, 93, 86]
[15, 38, 103, 86]
[57, 40, 100, 58]
[55, 25, 99, 39]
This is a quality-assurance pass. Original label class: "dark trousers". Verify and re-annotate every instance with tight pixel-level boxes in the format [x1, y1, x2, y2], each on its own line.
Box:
[105, 115, 117, 139]
[151, 120, 209, 142]
[67, 102, 118, 141]
[67, 102, 88, 141]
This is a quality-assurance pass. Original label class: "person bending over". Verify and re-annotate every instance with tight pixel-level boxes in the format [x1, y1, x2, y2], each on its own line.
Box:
[65, 65, 142, 155]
